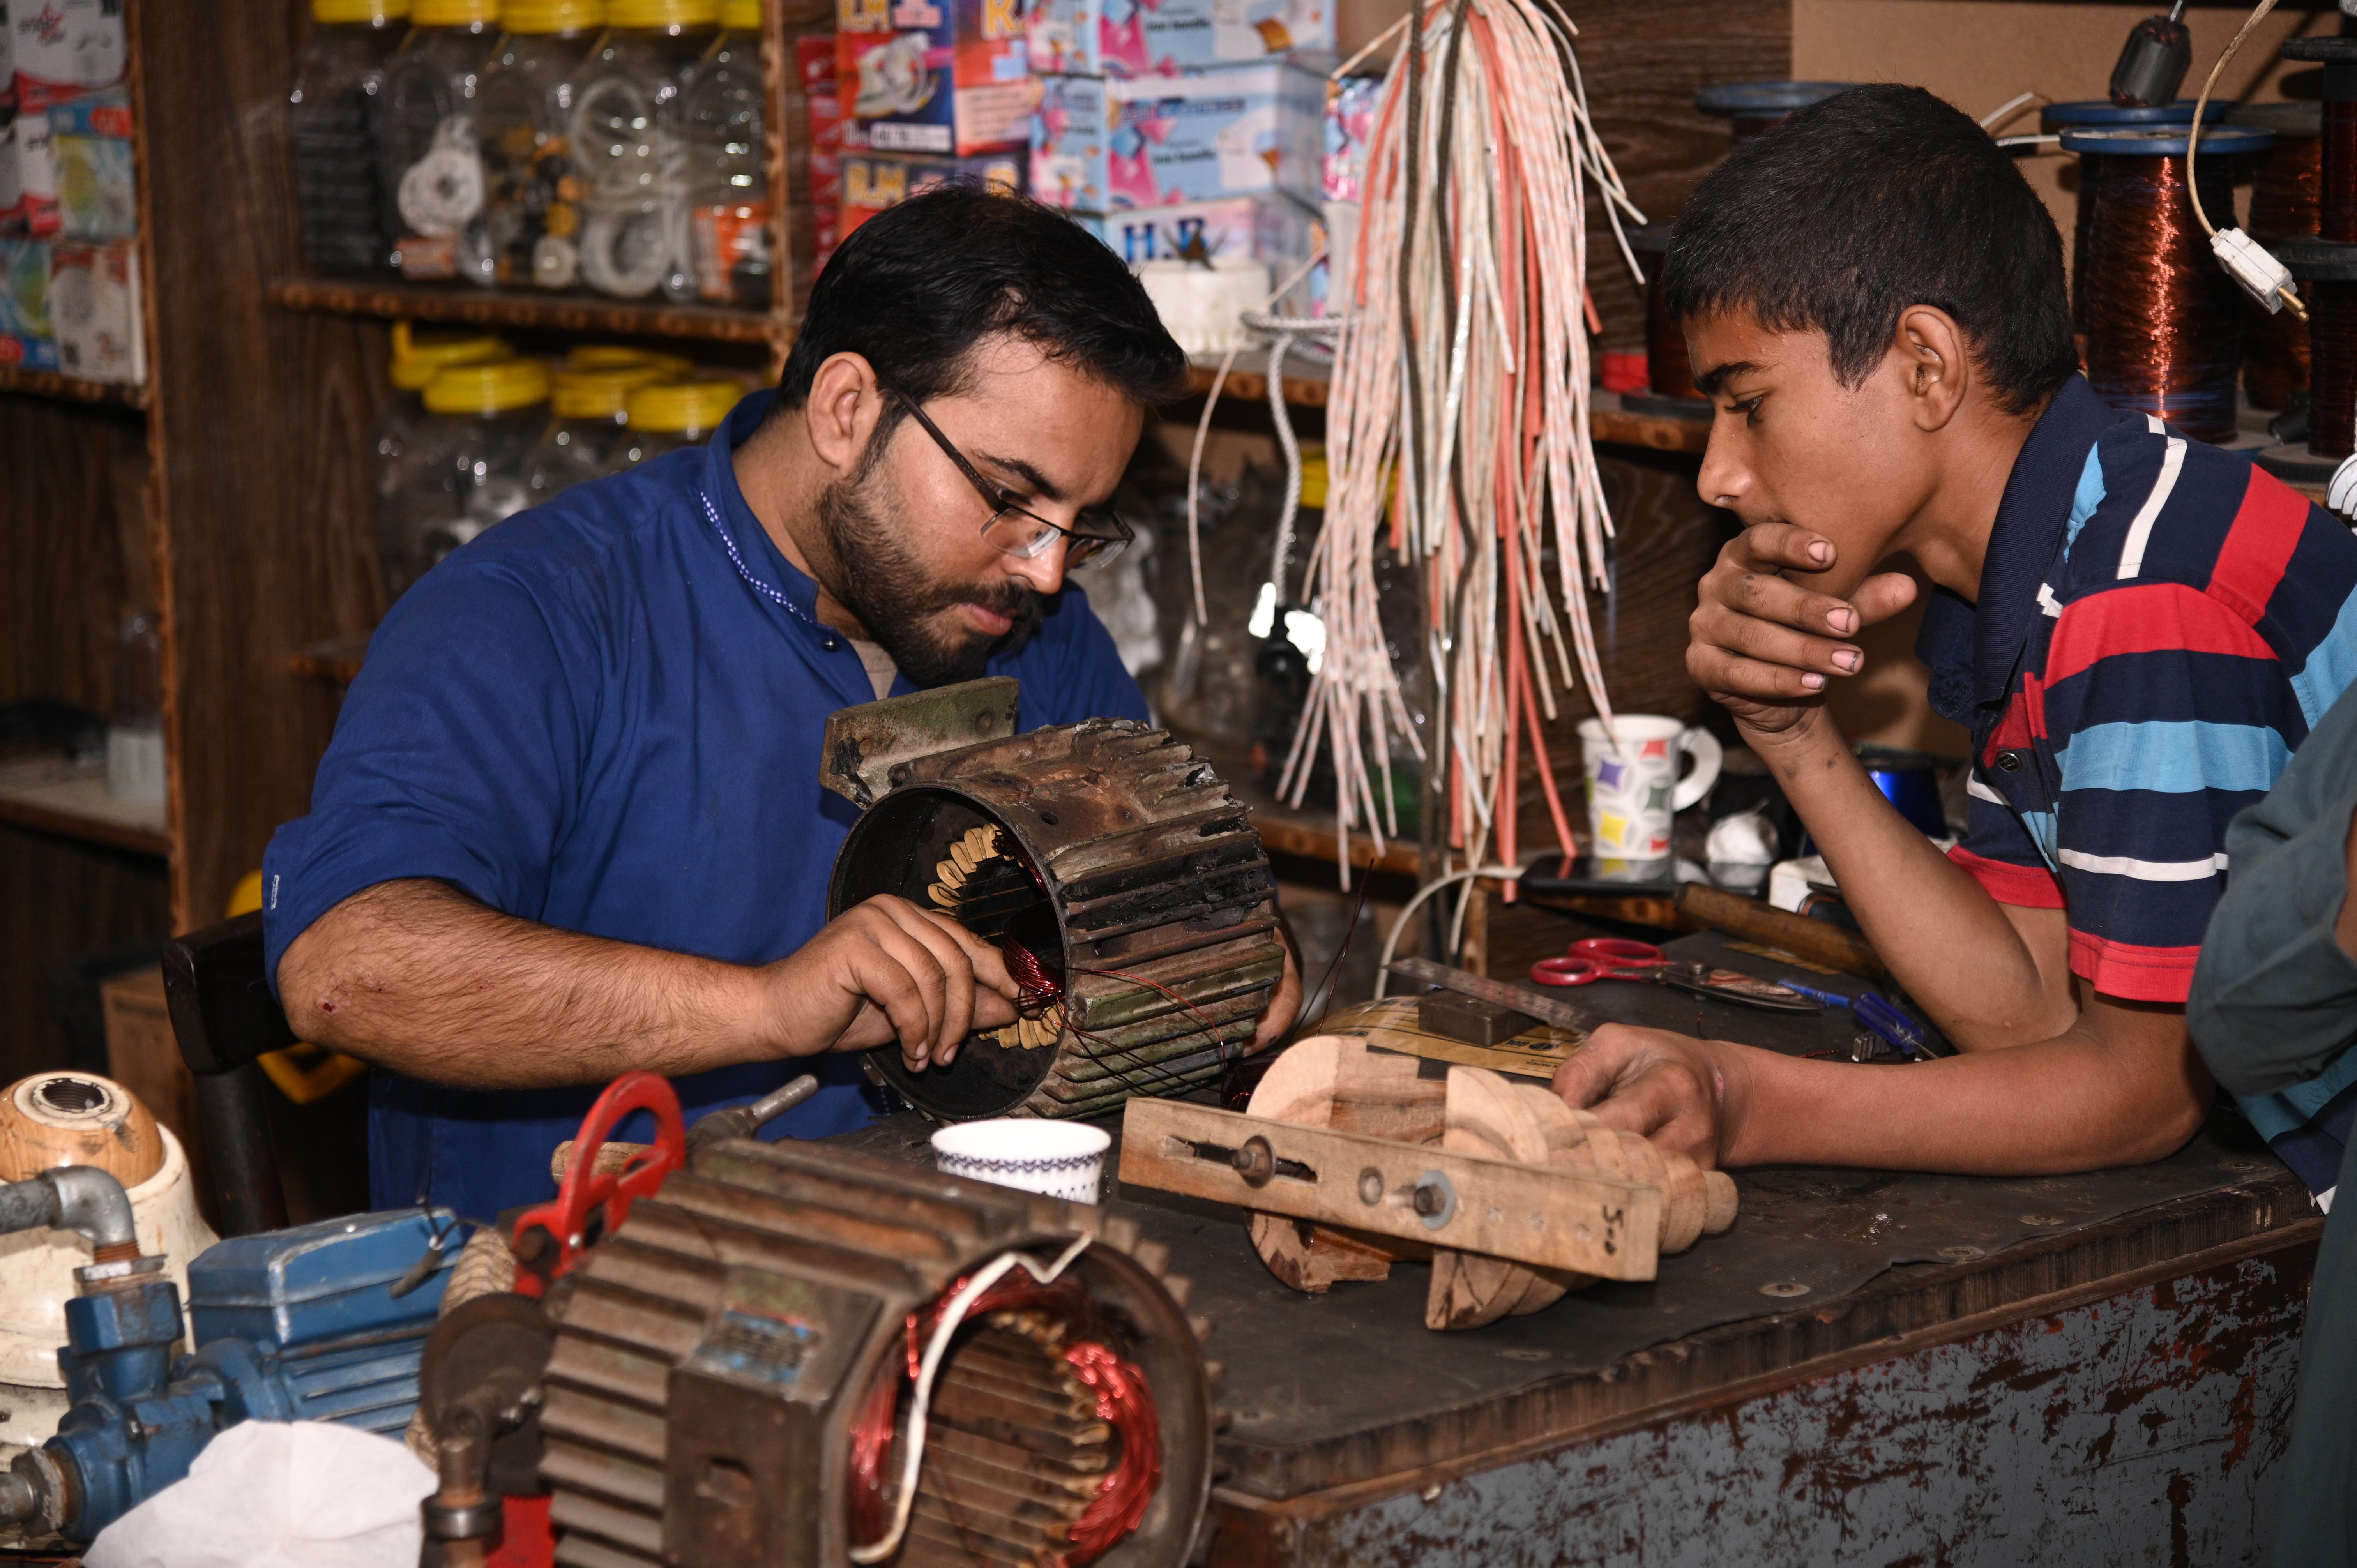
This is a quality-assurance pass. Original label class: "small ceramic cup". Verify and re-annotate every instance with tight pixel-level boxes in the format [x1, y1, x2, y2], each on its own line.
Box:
[1578, 715, 1724, 858]
[931, 1119, 1111, 1205]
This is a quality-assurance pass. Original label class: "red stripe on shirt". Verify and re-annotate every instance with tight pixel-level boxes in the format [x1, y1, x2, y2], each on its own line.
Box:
[1982, 690, 2041, 770]
[2205, 467, 2309, 625]
[2067, 930, 2200, 1004]
[1948, 844, 2065, 908]
[2042, 581, 2278, 687]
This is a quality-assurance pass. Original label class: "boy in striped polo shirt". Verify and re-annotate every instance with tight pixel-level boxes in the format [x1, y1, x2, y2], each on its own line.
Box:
[1551, 84, 2357, 1191]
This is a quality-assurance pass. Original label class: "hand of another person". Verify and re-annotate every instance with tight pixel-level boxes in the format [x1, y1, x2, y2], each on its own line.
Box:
[760, 895, 1021, 1072]
[1249, 929, 1306, 1053]
[1687, 525, 1917, 740]
[1549, 1022, 1745, 1169]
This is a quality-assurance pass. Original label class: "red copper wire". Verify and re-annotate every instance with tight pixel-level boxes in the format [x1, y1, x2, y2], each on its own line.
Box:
[2081, 148, 2244, 445]
[2326, 100, 2357, 244]
[2246, 130, 2320, 410]
[2310, 279, 2357, 461]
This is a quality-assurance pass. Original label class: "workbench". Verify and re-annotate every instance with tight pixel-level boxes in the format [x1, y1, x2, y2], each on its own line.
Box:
[838, 915, 2318, 1567]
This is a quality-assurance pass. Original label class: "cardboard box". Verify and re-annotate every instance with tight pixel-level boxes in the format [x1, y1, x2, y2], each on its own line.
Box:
[0, 237, 55, 367]
[1031, 60, 1326, 212]
[838, 0, 1035, 157]
[11, 0, 128, 108]
[12, 97, 57, 237]
[1076, 189, 1311, 265]
[49, 238, 142, 384]
[51, 87, 132, 240]
[1027, 0, 1332, 78]
[100, 966, 200, 1158]
[1322, 73, 1378, 203]
[839, 149, 1024, 238]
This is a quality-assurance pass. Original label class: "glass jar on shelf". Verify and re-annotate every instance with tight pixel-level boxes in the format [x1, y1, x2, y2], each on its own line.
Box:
[381, 357, 553, 599]
[601, 379, 742, 474]
[378, 0, 503, 284]
[475, 0, 606, 290]
[372, 321, 514, 520]
[106, 610, 165, 806]
[675, 0, 769, 306]
[523, 354, 692, 498]
[288, 0, 412, 275]
[569, 0, 720, 300]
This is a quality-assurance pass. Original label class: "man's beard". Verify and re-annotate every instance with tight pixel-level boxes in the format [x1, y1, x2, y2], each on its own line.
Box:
[814, 455, 1044, 688]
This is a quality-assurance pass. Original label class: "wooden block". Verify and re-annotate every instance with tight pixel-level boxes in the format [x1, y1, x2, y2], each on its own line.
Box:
[1417, 994, 1538, 1047]
[1119, 1097, 1662, 1282]
[100, 966, 198, 1152]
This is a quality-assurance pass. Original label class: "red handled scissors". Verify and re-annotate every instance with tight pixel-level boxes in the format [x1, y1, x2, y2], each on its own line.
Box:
[1530, 939, 1822, 1012]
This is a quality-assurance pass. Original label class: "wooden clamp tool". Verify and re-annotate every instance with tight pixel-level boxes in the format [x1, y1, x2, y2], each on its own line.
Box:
[1120, 1037, 1739, 1330]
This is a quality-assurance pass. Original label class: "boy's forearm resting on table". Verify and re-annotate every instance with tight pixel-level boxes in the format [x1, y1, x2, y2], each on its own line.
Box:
[274, 878, 1020, 1088]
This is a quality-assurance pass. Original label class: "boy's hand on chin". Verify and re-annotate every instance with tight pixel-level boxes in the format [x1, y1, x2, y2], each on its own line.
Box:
[1687, 524, 1917, 742]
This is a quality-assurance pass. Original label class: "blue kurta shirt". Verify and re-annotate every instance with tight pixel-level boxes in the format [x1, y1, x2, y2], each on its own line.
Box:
[261, 390, 1149, 1220]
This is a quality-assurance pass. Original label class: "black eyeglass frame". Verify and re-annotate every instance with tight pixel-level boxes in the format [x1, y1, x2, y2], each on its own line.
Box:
[878, 384, 1134, 570]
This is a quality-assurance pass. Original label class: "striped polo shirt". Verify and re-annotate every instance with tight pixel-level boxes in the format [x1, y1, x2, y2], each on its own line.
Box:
[1916, 375, 2357, 1194]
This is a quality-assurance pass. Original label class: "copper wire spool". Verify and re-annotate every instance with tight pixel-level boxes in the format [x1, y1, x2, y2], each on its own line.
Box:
[2070, 125, 2269, 446]
[2309, 277, 2357, 459]
[2045, 101, 2219, 332]
[1695, 80, 1853, 143]
[2327, 99, 2357, 243]
[1625, 223, 1698, 401]
[2238, 104, 2321, 410]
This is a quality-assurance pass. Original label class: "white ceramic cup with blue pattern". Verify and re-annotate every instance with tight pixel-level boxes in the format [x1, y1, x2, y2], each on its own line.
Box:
[1576, 715, 1723, 859]
[931, 1120, 1110, 1205]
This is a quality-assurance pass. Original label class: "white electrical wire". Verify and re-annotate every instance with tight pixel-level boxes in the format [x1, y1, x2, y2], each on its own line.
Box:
[2186, 0, 2306, 319]
[1977, 90, 2042, 131]
[846, 1230, 1098, 1565]
[1370, 863, 1525, 998]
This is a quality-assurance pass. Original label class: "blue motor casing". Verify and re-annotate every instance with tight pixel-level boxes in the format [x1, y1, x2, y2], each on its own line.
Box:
[35, 1209, 457, 1542]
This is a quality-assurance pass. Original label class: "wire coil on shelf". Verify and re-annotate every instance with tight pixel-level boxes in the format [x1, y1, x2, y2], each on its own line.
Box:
[2045, 99, 2223, 332]
[2067, 124, 2271, 446]
[2236, 102, 2321, 410]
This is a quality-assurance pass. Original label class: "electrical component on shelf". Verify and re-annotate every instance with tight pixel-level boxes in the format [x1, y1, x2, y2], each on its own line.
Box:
[822, 679, 1285, 1122]
[1289, 0, 1637, 890]
[2110, 0, 2193, 109]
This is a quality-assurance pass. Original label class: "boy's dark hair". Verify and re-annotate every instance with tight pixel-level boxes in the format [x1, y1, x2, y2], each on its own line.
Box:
[1663, 84, 2076, 414]
[772, 186, 1188, 429]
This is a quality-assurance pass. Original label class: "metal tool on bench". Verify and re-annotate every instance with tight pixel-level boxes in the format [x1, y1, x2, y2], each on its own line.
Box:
[823, 677, 1285, 1123]
[1527, 938, 1823, 1012]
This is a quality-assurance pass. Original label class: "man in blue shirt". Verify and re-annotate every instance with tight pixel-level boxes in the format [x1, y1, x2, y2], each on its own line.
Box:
[263, 189, 1301, 1220]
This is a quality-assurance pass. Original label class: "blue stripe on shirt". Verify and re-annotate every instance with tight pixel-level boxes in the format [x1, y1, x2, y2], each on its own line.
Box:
[2062, 444, 2108, 559]
[2292, 588, 2357, 730]
[2054, 719, 2293, 797]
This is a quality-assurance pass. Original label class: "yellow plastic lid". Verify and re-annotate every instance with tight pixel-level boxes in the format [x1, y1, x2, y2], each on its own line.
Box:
[424, 358, 554, 415]
[719, 0, 762, 27]
[605, 0, 721, 26]
[389, 322, 513, 390]
[1299, 449, 1327, 510]
[499, 0, 602, 26]
[625, 379, 743, 433]
[313, 0, 412, 21]
[564, 344, 695, 376]
[551, 365, 680, 418]
[410, 0, 500, 24]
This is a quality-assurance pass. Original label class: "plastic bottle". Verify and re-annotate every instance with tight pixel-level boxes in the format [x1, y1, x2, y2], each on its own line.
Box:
[378, 0, 503, 284]
[570, 0, 720, 299]
[601, 379, 743, 473]
[675, 0, 769, 306]
[288, 0, 412, 275]
[475, 0, 604, 290]
[372, 322, 514, 523]
[523, 353, 692, 498]
[106, 610, 165, 806]
[382, 357, 552, 598]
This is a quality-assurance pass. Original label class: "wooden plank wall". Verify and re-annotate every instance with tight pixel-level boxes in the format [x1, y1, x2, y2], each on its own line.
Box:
[137, 0, 387, 934]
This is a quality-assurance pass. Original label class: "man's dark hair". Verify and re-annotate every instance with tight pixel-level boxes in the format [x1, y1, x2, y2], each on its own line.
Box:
[1663, 84, 2076, 413]
[774, 185, 1188, 429]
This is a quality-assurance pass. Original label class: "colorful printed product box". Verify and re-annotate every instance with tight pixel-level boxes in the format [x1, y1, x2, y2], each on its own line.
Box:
[1026, 0, 1332, 78]
[838, 149, 1025, 239]
[0, 237, 58, 370]
[1076, 190, 1309, 265]
[49, 238, 141, 385]
[837, 0, 1035, 157]
[1031, 59, 1325, 213]
[50, 87, 133, 241]
[11, 0, 128, 109]
[1322, 73, 1378, 203]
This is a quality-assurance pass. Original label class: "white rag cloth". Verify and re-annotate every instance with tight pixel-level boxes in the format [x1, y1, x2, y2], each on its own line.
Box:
[85, 1420, 435, 1568]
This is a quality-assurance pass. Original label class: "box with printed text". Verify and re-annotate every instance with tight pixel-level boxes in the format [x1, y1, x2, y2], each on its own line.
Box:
[1031, 58, 1325, 212]
[838, 150, 1025, 239]
[838, 0, 1036, 157]
[1026, 0, 1332, 78]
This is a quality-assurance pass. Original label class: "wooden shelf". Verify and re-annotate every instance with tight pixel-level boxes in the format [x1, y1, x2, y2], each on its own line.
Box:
[289, 631, 371, 686]
[0, 776, 170, 858]
[0, 364, 148, 410]
[269, 277, 781, 345]
[1182, 357, 1710, 455]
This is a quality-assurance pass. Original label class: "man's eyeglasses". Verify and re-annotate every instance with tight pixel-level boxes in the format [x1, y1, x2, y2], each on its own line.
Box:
[881, 385, 1133, 570]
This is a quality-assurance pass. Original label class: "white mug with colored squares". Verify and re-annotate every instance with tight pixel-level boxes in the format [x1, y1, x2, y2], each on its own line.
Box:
[1577, 716, 1724, 858]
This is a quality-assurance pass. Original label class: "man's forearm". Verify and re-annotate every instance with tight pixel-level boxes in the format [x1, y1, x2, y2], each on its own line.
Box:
[1754, 717, 2074, 1048]
[276, 880, 772, 1089]
[1722, 1025, 2210, 1172]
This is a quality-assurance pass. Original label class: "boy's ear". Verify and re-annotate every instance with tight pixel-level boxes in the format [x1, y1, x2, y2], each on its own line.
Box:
[1894, 304, 1972, 433]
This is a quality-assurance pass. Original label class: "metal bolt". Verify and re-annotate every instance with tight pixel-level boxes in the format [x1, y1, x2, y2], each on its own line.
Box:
[1357, 1167, 1383, 1206]
[974, 710, 998, 735]
[1232, 1136, 1275, 1188]
[1412, 1170, 1457, 1229]
[887, 763, 912, 786]
[1413, 1185, 1442, 1215]
[1759, 1280, 1811, 1298]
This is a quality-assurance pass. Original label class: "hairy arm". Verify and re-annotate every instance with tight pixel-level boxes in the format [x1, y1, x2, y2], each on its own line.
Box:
[276, 878, 1021, 1089]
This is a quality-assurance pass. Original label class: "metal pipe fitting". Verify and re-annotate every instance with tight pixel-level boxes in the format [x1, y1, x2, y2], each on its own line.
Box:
[0, 1166, 135, 1251]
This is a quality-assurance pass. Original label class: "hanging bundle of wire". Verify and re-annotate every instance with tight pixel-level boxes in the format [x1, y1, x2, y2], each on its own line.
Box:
[1281, 0, 1638, 889]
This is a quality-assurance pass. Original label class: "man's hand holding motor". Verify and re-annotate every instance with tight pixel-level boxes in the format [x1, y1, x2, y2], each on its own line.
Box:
[1687, 525, 1919, 740]
[1550, 1023, 1749, 1169]
[762, 895, 1021, 1073]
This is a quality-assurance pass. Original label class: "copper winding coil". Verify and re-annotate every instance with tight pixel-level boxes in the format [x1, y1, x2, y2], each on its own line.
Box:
[2081, 148, 2244, 445]
[2247, 129, 2321, 410]
[2309, 279, 2357, 461]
